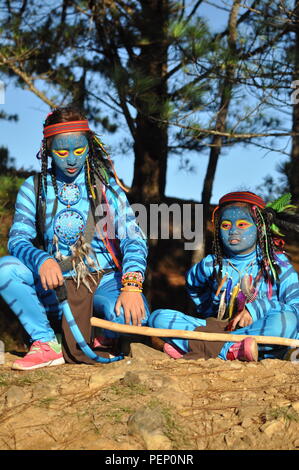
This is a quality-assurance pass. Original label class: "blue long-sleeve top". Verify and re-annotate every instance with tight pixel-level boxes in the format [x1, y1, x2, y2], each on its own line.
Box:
[186, 249, 299, 322]
[8, 167, 147, 277]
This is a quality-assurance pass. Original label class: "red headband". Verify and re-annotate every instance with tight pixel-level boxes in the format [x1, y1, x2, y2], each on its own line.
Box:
[212, 191, 266, 224]
[43, 120, 90, 138]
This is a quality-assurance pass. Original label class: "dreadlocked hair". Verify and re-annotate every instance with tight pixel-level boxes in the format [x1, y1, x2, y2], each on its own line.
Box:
[251, 205, 281, 283]
[212, 202, 281, 285]
[263, 207, 299, 234]
[212, 214, 224, 282]
[38, 138, 48, 202]
[86, 132, 116, 195]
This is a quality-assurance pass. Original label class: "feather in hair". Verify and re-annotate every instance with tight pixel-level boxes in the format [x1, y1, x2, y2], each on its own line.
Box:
[228, 284, 240, 319]
[240, 274, 258, 303]
[216, 273, 228, 297]
[225, 278, 232, 304]
[266, 193, 295, 213]
[237, 290, 247, 312]
[217, 289, 227, 320]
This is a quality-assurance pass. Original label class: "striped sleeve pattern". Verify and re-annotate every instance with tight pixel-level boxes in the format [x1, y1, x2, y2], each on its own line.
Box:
[7, 176, 52, 274]
[186, 255, 216, 317]
[246, 254, 299, 322]
[105, 178, 148, 276]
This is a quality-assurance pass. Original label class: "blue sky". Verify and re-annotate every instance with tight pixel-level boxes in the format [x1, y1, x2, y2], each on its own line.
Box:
[0, 1, 291, 204]
[0, 77, 289, 205]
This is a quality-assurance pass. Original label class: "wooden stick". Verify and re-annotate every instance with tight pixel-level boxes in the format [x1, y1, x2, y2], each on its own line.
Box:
[90, 317, 299, 348]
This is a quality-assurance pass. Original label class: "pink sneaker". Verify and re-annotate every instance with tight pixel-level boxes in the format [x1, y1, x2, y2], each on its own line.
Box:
[226, 337, 258, 362]
[163, 342, 185, 359]
[93, 336, 115, 349]
[12, 340, 65, 371]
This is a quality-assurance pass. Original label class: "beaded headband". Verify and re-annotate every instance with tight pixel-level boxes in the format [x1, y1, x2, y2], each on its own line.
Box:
[43, 120, 90, 138]
[212, 191, 266, 224]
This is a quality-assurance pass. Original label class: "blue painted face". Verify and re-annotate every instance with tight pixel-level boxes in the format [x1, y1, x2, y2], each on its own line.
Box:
[219, 206, 257, 255]
[50, 132, 89, 178]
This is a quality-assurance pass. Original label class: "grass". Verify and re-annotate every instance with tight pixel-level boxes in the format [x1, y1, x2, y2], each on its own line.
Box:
[38, 397, 57, 408]
[266, 406, 299, 423]
[147, 398, 192, 449]
[0, 368, 55, 388]
[110, 382, 149, 397]
[106, 405, 134, 423]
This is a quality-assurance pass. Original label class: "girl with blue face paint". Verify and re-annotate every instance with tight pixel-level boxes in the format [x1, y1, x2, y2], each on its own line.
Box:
[50, 132, 89, 178]
[0, 107, 150, 370]
[219, 205, 257, 256]
[148, 192, 299, 362]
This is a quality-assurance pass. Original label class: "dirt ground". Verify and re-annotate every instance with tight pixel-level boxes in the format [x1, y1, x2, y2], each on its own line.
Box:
[1, 342, 299, 451]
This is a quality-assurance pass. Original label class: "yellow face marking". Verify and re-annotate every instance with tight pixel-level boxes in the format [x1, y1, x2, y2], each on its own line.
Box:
[52, 145, 87, 159]
[220, 220, 232, 231]
[74, 145, 87, 156]
[53, 149, 69, 158]
[236, 219, 254, 230]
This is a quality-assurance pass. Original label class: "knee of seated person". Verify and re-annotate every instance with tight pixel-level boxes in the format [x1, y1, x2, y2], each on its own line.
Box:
[0, 256, 27, 279]
[148, 309, 165, 328]
[93, 295, 114, 316]
[269, 310, 298, 337]
[284, 310, 299, 337]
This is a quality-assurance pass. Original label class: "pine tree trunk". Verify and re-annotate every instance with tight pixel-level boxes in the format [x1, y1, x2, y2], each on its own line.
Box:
[130, 0, 169, 204]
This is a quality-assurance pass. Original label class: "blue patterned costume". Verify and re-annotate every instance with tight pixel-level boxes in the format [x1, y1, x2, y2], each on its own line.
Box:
[0, 167, 150, 343]
[149, 250, 299, 359]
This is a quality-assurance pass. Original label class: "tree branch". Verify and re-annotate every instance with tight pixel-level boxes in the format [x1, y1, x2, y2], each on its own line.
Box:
[0, 52, 57, 108]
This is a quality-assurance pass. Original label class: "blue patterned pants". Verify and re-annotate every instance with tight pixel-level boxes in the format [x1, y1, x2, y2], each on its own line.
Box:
[148, 308, 299, 360]
[0, 256, 150, 343]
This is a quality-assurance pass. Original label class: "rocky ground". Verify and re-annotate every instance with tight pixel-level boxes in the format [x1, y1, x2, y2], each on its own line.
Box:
[1, 342, 299, 451]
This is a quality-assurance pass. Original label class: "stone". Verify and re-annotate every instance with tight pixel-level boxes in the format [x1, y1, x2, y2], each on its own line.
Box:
[122, 370, 173, 391]
[122, 371, 142, 386]
[33, 383, 58, 398]
[229, 362, 243, 369]
[129, 343, 169, 361]
[291, 401, 299, 412]
[224, 433, 238, 448]
[275, 399, 291, 408]
[88, 360, 132, 389]
[241, 417, 253, 428]
[128, 407, 172, 450]
[260, 419, 285, 437]
[156, 390, 192, 410]
[5, 385, 30, 407]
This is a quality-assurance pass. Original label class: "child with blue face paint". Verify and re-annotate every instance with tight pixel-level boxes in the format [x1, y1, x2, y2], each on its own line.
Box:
[149, 191, 299, 362]
[0, 107, 150, 370]
[50, 133, 89, 178]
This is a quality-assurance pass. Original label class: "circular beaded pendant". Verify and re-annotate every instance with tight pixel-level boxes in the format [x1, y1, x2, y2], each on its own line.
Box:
[58, 183, 82, 206]
[54, 209, 85, 245]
